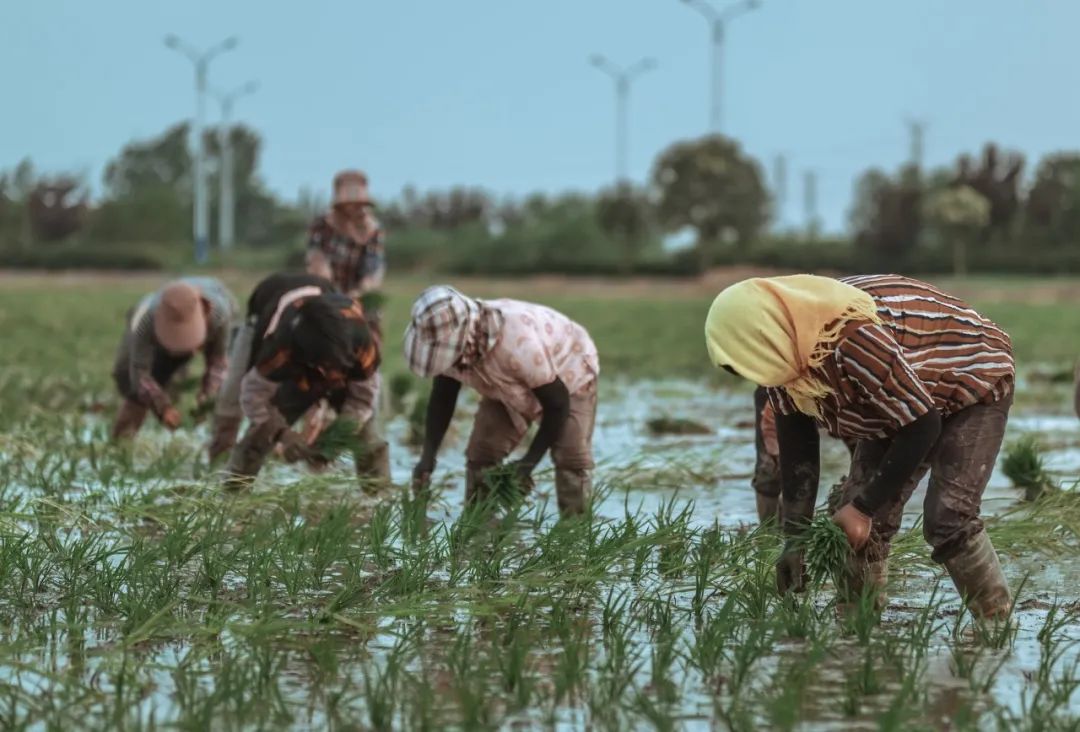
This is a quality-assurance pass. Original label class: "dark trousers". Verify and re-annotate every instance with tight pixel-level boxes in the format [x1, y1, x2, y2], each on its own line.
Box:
[827, 395, 1013, 564]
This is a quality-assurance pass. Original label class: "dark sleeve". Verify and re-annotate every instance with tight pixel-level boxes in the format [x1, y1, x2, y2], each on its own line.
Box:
[419, 376, 462, 467]
[851, 410, 942, 516]
[776, 411, 820, 534]
[307, 216, 331, 252]
[519, 377, 571, 469]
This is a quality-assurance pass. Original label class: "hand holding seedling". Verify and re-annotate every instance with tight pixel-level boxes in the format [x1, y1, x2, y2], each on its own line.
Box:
[161, 406, 183, 431]
[833, 503, 872, 550]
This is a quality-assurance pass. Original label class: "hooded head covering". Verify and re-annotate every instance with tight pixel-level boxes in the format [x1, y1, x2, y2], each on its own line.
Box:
[704, 275, 881, 417]
[403, 285, 503, 377]
[154, 281, 207, 354]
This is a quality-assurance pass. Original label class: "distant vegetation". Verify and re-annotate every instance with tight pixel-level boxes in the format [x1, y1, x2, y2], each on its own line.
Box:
[4, 122, 1080, 275]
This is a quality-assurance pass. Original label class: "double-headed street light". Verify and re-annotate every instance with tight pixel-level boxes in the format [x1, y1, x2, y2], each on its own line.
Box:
[164, 34, 239, 263]
[679, 0, 760, 134]
[211, 81, 258, 251]
[590, 55, 657, 184]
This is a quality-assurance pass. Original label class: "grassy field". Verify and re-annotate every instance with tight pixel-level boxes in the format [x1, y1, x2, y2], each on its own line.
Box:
[0, 271, 1079, 728]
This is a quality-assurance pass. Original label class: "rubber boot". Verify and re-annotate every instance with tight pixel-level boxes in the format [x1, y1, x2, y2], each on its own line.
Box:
[943, 531, 1012, 620]
[208, 414, 244, 462]
[554, 468, 591, 518]
[836, 556, 889, 614]
[223, 419, 283, 491]
[755, 492, 780, 525]
[112, 399, 148, 441]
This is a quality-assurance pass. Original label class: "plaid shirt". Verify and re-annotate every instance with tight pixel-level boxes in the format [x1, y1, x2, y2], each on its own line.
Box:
[306, 214, 386, 296]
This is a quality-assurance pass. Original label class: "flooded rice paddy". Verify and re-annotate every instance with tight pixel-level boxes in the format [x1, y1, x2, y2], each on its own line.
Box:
[0, 377, 1078, 729]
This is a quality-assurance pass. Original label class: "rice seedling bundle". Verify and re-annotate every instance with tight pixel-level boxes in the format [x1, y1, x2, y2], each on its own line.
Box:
[801, 514, 852, 586]
[312, 417, 364, 462]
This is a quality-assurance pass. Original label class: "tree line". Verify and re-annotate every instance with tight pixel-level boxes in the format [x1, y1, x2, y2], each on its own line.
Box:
[3, 122, 1080, 274]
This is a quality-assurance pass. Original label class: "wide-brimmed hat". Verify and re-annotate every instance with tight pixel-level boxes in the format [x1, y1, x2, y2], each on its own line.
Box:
[332, 170, 373, 207]
[154, 281, 207, 354]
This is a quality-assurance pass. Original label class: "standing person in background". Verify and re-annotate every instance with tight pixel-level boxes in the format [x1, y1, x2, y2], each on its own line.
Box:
[405, 286, 599, 518]
[305, 170, 387, 439]
[306, 170, 386, 303]
[111, 277, 238, 440]
[706, 274, 1015, 620]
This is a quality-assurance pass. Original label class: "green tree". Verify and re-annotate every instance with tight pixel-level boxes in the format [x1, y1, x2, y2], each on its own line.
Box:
[596, 183, 653, 273]
[651, 135, 769, 268]
[849, 164, 922, 269]
[103, 123, 191, 198]
[926, 185, 990, 276]
[1025, 153, 1080, 246]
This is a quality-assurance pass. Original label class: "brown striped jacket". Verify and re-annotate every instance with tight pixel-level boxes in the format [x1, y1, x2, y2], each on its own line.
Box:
[768, 274, 1014, 440]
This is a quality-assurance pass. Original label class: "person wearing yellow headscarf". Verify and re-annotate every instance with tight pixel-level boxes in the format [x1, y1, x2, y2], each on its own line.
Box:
[706, 274, 1015, 620]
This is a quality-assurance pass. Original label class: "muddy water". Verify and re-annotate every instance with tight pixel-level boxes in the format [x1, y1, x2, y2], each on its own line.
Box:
[10, 378, 1080, 726]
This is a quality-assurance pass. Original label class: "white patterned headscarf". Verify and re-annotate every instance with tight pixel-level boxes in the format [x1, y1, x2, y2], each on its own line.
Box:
[403, 286, 503, 377]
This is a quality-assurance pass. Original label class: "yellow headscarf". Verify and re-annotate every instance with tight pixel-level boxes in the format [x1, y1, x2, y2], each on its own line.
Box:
[704, 275, 881, 418]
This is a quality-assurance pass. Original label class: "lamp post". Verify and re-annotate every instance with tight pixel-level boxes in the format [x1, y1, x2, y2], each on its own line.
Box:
[211, 81, 258, 251]
[164, 34, 239, 263]
[589, 55, 656, 184]
[678, 0, 760, 133]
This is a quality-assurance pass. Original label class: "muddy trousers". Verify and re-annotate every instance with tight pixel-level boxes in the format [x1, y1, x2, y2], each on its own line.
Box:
[226, 379, 390, 484]
[828, 395, 1013, 616]
[464, 387, 597, 518]
[110, 324, 193, 439]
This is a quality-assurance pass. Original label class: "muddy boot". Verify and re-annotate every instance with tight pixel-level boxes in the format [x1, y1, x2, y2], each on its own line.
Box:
[836, 556, 889, 614]
[555, 468, 591, 518]
[943, 531, 1012, 621]
[755, 492, 780, 525]
[111, 399, 148, 441]
[224, 419, 282, 491]
[208, 414, 243, 462]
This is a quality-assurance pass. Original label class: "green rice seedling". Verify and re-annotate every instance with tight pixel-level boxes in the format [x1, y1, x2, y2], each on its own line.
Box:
[361, 657, 400, 732]
[496, 616, 536, 710]
[407, 393, 428, 447]
[388, 371, 416, 413]
[1002, 435, 1058, 501]
[311, 417, 365, 463]
[648, 637, 680, 706]
[800, 514, 853, 587]
[478, 464, 529, 511]
[630, 689, 676, 732]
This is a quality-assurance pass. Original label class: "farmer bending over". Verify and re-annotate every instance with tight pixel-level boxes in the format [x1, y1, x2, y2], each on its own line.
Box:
[706, 274, 1014, 619]
[405, 286, 599, 517]
[111, 277, 238, 440]
[209, 273, 388, 485]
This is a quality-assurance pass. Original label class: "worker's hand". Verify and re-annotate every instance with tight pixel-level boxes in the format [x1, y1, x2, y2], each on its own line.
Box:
[161, 406, 183, 431]
[833, 503, 873, 551]
[507, 460, 536, 495]
[280, 431, 324, 467]
[411, 461, 434, 497]
[776, 540, 807, 595]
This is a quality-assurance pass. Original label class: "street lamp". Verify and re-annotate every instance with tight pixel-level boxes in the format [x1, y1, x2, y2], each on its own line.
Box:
[589, 55, 656, 184]
[164, 34, 239, 263]
[211, 81, 258, 251]
[679, 0, 760, 134]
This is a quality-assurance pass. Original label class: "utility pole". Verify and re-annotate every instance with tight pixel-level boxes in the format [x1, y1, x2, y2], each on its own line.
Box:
[679, 0, 761, 134]
[803, 169, 819, 238]
[589, 55, 656, 184]
[906, 118, 927, 171]
[165, 34, 238, 264]
[212, 81, 258, 251]
[772, 153, 788, 228]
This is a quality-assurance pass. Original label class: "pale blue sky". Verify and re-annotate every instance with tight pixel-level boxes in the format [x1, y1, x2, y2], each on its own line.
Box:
[3, 0, 1077, 232]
